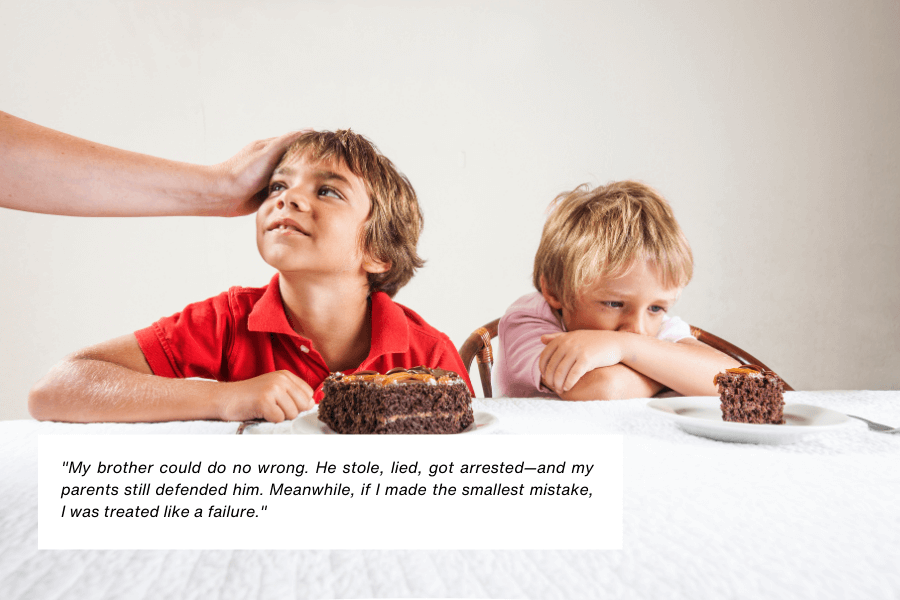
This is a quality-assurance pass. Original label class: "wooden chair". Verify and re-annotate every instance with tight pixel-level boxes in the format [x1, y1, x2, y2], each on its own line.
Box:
[458, 318, 793, 397]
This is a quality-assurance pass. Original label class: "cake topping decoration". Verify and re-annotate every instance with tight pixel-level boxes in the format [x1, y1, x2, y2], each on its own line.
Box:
[329, 367, 461, 386]
[383, 372, 437, 385]
[713, 364, 777, 385]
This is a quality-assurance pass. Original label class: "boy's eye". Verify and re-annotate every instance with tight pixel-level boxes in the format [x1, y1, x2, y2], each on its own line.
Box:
[649, 305, 667, 314]
[268, 182, 286, 195]
[601, 301, 624, 309]
[319, 186, 342, 199]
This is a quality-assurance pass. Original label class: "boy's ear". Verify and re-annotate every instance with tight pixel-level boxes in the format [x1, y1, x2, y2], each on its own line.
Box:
[363, 254, 391, 274]
[539, 275, 564, 310]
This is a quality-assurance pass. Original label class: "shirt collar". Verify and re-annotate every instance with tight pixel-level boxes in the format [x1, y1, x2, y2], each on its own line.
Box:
[247, 274, 298, 337]
[247, 274, 410, 357]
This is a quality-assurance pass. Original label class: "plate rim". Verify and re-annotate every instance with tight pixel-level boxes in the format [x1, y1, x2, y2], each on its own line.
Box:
[647, 396, 853, 440]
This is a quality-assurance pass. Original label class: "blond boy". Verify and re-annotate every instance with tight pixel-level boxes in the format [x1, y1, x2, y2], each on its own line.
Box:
[496, 180, 738, 400]
[30, 130, 472, 422]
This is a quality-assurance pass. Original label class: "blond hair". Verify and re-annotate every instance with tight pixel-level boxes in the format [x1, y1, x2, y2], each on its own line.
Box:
[280, 130, 424, 297]
[532, 180, 693, 308]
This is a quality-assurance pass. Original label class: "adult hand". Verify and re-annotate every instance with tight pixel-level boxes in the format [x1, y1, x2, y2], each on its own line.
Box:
[210, 129, 309, 216]
[217, 370, 316, 422]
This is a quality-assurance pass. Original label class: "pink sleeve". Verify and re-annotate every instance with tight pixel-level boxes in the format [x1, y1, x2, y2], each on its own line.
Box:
[495, 294, 563, 397]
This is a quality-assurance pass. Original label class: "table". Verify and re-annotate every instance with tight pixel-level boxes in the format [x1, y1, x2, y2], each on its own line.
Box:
[2, 391, 899, 599]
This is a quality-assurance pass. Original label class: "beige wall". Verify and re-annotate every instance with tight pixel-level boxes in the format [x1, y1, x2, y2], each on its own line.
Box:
[2, 0, 898, 419]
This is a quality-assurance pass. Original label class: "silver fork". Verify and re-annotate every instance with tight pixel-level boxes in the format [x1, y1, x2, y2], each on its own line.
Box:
[847, 415, 900, 434]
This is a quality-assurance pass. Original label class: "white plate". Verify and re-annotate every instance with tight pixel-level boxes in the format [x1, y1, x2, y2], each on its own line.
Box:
[647, 397, 852, 444]
[292, 409, 499, 435]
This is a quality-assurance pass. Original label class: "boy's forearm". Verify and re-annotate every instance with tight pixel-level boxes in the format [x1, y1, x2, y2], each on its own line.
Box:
[617, 334, 740, 396]
[28, 358, 224, 423]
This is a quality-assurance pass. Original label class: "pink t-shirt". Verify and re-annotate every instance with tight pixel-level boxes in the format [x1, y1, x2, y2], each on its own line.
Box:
[494, 292, 693, 398]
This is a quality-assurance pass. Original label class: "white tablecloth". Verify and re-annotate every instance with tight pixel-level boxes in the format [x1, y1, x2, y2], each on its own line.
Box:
[1, 391, 899, 599]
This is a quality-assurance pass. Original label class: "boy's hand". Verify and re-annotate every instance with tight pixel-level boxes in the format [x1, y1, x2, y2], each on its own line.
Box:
[539, 331, 625, 394]
[218, 371, 316, 422]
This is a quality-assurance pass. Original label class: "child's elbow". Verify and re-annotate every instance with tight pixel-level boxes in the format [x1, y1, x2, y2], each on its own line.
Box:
[28, 376, 58, 421]
[28, 361, 74, 421]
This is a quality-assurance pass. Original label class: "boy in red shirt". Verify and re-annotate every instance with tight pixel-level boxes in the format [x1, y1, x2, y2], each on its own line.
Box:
[30, 130, 472, 423]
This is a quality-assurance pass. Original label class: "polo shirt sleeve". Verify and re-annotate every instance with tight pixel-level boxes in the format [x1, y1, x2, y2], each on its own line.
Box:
[134, 291, 233, 380]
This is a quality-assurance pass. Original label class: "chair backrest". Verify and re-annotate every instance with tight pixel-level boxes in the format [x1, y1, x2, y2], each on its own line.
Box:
[458, 318, 501, 397]
[458, 319, 793, 397]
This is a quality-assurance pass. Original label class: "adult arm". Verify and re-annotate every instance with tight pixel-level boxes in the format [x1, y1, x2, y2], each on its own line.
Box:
[28, 334, 314, 423]
[0, 110, 304, 217]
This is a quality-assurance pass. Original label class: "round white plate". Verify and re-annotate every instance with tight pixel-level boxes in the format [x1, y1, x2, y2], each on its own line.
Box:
[292, 409, 499, 435]
[647, 397, 852, 444]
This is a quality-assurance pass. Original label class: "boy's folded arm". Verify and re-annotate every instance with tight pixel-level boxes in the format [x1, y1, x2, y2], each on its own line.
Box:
[28, 334, 314, 423]
[553, 364, 663, 401]
[618, 335, 740, 396]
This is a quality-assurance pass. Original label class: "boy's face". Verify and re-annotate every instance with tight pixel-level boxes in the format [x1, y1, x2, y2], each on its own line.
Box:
[256, 153, 387, 279]
[543, 260, 682, 337]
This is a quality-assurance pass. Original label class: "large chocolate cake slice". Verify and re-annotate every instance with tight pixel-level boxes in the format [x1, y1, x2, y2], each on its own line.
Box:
[317, 367, 474, 434]
[715, 365, 785, 424]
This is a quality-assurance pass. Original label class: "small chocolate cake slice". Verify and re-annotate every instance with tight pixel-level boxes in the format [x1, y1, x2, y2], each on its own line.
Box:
[317, 367, 474, 434]
[715, 365, 785, 424]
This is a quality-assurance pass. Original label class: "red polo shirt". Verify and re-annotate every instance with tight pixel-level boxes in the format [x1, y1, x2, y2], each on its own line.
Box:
[135, 274, 473, 400]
